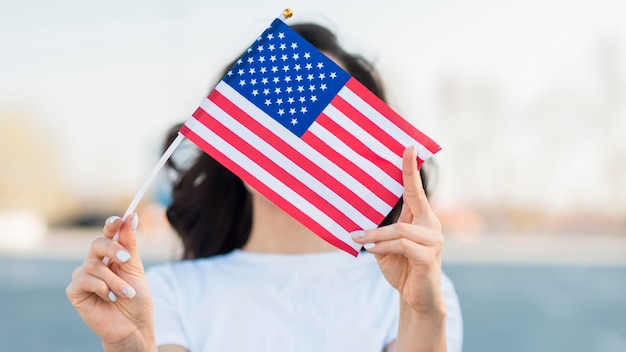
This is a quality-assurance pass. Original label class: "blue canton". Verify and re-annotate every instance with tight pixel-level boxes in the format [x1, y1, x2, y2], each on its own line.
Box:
[222, 19, 350, 137]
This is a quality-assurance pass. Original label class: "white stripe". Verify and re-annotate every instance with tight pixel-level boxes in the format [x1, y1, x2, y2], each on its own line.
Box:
[323, 103, 403, 169]
[215, 81, 393, 216]
[184, 117, 362, 253]
[339, 86, 435, 160]
[307, 122, 404, 197]
[198, 96, 378, 230]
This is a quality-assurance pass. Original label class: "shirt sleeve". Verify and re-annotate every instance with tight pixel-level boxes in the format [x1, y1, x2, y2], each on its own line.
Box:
[441, 271, 464, 352]
[146, 265, 190, 349]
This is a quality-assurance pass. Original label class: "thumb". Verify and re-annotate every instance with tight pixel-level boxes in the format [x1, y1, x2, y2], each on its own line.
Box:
[118, 213, 140, 259]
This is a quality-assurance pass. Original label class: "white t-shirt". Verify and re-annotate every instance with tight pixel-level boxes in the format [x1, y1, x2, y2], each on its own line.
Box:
[147, 250, 463, 352]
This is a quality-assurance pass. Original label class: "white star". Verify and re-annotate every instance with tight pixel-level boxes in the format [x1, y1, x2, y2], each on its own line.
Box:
[263, 88, 270, 95]
[257, 36, 262, 42]
[237, 59, 243, 65]
[267, 33, 274, 40]
[260, 67, 267, 74]
[261, 77, 268, 84]
[330, 72, 337, 79]
[317, 62, 324, 69]
[271, 66, 278, 73]
[289, 108, 296, 115]
[250, 79, 257, 85]
[265, 99, 271, 106]
[252, 89, 259, 96]
[278, 32, 285, 39]
[287, 97, 295, 104]
[291, 118, 298, 125]
[310, 95, 318, 102]
[273, 77, 280, 84]
[268, 44, 275, 51]
[300, 107, 308, 113]
[307, 74, 314, 81]
[279, 43, 286, 50]
[318, 73, 326, 80]
[297, 86, 304, 92]
[248, 68, 255, 74]
[281, 54, 288, 61]
[294, 64, 301, 71]
[274, 87, 281, 94]
[304, 52, 311, 59]
[292, 53, 300, 60]
[286, 86, 293, 93]
[259, 56, 266, 63]
[299, 96, 306, 103]
[227, 70, 233, 76]
[296, 75, 303, 82]
[270, 55, 277, 62]
[305, 63, 313, 70]
[309, 85, 316, 91]
[291, 42, 298, 49]
[257, 45, 264, 52]
[278, 109, 285, 116]
[238, 69, 244, 75]
[284, 76, 292, 83]
[283, 65, 289, 72]
[276, 98, 283, 105]
[247, 48, 252, 53]
[320, 84, 327, 91]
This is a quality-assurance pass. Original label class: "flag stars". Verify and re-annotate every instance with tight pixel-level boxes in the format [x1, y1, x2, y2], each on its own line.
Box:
[284, 76, 292, 83]
[287, 97, 295, 104]
[283, 65, 289, 72]
[270, 55, 277, 62]
[294, 64, 301, 71]
[259, 56, 266, 63]
[247, 48, 252, 53]
[252, 89, 259, 96]
[267, 33, 274, 40]
[320, 84, 327, 91]
[257, 45, 264, 52]
[227, 70, 233, 76]
[299, 96, 306, 103]
[292, 53, 300, 60]
[271, 66, 278, 73]
[250, 78, 257, 85]
[304, 52, 311, 59]
[279, 43, 287, 50]
[296, 75, 303, 82]
[276, 98, 283, 105]
[268, 44, 275, 51]
[318, 73, 326, 80]
[310, 95, 318, 102]
[239, 79, 246, 86]
[273, 77, 280, 84]
[291, 118, 298, 125]
[248, 68, 256, 74]
[237, 59, 243, 65]
[307, 74, 314, 81]
[300, 107, 308, 114]
[305, 63, 313, 70]
[297, 86, 304, 92]
[274, 87, 281, 94]
[260, 67, 267, 74]
[261, 77, 268, 84]
[278, 108, 285, 116]
[263, 88, 270, 95]
[265, 99, 272, 106]
[309, 85, 316, 92]
[238, 69, 245, 75]
[247, 57, 254, 64]
[330, 72, 337, 79]
[289, 108, 296, 115]
[281, 54, 288, 61]
[278, 32, 285, 39]
[286, 86, 293, 93]
[291, 42, 298, 49]
[317, 62, 324, 69]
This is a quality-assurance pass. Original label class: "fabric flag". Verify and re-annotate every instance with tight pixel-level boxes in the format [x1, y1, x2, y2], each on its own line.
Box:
[180, 18, 441, 256]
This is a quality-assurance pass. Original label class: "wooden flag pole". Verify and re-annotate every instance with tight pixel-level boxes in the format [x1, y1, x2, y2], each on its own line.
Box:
[103, 132, 185, 264]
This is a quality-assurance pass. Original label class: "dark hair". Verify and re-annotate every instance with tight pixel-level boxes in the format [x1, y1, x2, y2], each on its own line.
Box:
[164, 23, 430, 259]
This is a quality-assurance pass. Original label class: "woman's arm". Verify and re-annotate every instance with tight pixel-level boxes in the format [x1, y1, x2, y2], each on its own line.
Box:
[351, 146, 447, 352]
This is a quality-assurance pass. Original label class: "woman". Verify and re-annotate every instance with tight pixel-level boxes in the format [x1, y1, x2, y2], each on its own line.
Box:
[66, 23, 463, 351]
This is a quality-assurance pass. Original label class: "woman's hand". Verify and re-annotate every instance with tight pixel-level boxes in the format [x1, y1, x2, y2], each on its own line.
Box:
[351, 146, 447, 351]
[66, 214, 156, 351]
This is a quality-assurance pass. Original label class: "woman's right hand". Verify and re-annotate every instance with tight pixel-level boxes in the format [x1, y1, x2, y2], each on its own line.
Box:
[66, 214, 156, 351]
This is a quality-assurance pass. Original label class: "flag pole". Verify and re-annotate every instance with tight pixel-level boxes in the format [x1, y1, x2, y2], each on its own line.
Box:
[103, 132, 185, 264]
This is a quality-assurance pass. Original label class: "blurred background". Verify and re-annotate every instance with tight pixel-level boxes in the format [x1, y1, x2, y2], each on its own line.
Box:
[1, 0, 625, 351]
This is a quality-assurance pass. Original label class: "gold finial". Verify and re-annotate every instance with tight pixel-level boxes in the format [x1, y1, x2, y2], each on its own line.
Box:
[282, 8, 293, 20]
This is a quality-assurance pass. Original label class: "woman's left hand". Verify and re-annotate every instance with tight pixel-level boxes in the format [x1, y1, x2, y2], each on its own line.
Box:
[351, 146, 445, 313]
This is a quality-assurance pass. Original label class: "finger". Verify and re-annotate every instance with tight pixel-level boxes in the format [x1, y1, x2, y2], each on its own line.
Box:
[401, 146, 432, 222]
[103, 216, 123, 239]
[351, 223, 443, 248]
[86, 236, 133, 264]
[364, 237, 438, 265]
[398, 201, 412, 224]
[81, 258, 137, 299]
[117, 213, 141, 260]
[66, 273, 116, 302]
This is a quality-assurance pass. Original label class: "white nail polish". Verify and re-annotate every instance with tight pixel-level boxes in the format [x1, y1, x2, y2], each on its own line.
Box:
[131, 214, 139, 231]
[105, 216, 121, 225]
[122, 285, 136, 299]
[108, 291, 117, 302]
[364, 243, 376, 250]
[116, 250, 131, 263]
[350, 230, 365, 239]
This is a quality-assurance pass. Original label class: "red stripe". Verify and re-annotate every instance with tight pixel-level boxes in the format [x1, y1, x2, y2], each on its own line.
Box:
[314, 111, 401, 181]
[345, 78, 441, 154]
[191, 100, 362, 234]
[180, 124, 359, 256]
[207, 90, 386, 224]
[301, 129, 400, 206]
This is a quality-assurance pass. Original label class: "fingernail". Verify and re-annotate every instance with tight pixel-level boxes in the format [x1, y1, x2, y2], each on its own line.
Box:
[105, 216, 121, 225]
[364, 243, 376, 250]
[350, 230, 365, 239]
[122, 285, 136, 299]
[131, 214, 139, 231]
[116, 250, 131, 263]
[108, 290, 117, 302]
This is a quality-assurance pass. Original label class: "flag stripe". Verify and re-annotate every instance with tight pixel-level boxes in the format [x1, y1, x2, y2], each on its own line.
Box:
[195, 92, 378, 230]
[179, 123, 360, 256]
[316, 105, 402, 180]
[343, 78, 441, 160]
[214, 81, 394, 216]
[305, 121, 404, 197]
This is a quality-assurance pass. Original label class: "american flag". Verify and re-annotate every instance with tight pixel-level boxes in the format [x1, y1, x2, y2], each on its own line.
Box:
[180, 18, 441, 256]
